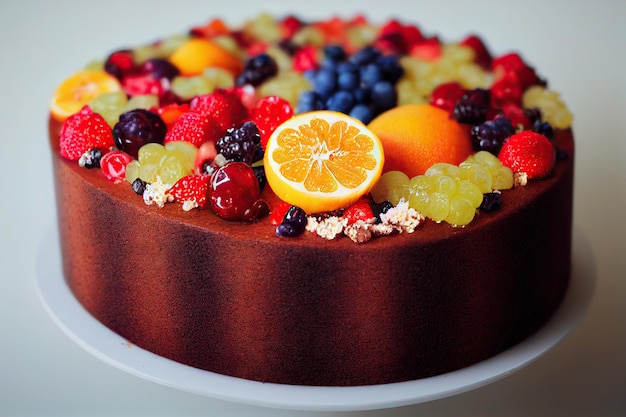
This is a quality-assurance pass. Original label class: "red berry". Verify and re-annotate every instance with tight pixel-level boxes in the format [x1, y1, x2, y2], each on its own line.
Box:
[100, 150, 132, 183]
[59, 106, 114, 161]
[167, 174, 211, 209]
[343, 202, 374, 225]
[498, 131, 555, 179]
[430, 82, 465, 113]
[249, 96, 294, 149]
[459, 35, 492, 70]
[500, 103, 532, 129]
[269, 200, 292, 225]
[122, 74, 164, 97]
[409, 38, 441, 61]
[292, 45, 319, 72]
[194, 140, 218, 173]
[163, 111, 221, 147]
[209, 162, 267, 221]
[189, 90, 248, 134]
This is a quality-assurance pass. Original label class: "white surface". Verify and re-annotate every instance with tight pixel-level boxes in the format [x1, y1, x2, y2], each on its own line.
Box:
[35, 226, 594, 411]
[1, 0, 625, 416]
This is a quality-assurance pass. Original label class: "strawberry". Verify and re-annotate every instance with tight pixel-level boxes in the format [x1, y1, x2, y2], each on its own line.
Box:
[409, 38, 442, 61]
[459, 35, 492, 70]
[122, 74, 164, 97]
[343, 201, 374, 225]
[167, 174, 211, 209]
[100, 150, 132, 183]
[249, 96, 294, 149]
[189, 90, 248, 133]
[163, 111, 221, 147]
[498, 131, 555, 179]
[59, 106, 114, 161]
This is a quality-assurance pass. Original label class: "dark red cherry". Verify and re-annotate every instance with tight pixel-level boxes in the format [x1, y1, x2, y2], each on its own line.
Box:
[208, 162, 267, 222]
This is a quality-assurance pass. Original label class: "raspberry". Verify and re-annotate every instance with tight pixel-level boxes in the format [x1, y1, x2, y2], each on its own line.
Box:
[430, 82, 465, 113]
[343, 201, 374, 225]
[498, 131, 555, 179]
[59, 106, 114, 161]
[249, 96, 294, 149]
[459, 35, 492, 70]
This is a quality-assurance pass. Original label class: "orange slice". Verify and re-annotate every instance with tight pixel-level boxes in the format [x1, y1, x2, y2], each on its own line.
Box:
[169, 38, 243, 76]
[50, 70, 122, 122]
[264, 111, 385, 214]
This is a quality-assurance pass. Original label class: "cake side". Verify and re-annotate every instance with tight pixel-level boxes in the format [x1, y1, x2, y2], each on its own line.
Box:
[51, 117, 573, 386]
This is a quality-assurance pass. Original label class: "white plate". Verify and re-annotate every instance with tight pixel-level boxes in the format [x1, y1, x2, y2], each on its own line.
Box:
[35, 225, 594, 412]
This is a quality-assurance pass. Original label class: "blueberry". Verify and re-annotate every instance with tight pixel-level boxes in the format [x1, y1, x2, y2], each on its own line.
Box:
[276, 206, 307, 238]
[113, 109, 167, 159]
[313, 68, 337, 99]
[370, 81, 397, 113]
[359, 64, 382, 89]
[336, 61, 358, 74]
[327, 91, 355, 114]
[297, 91, 324, 113]
[324, 45, 347, 62]
[79, 148, 102, 169]
[353, 87, 370, 104]
[337, 71, 359, 91]
[350, 46, 381, 66]
[131, 178, 147, 195]
[349, 104, 374, 124]
[376, 55, 404, 83]
[370, 200, 394, 224]
[533, 120, 554, 140]
[480, 192, 502, 211]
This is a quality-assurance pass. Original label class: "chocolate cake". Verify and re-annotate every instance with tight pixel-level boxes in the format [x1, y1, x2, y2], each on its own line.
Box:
[49, 14, 574, 386]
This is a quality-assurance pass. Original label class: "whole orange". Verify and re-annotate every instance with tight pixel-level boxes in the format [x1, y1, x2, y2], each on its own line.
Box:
[368, 104, 472, 177]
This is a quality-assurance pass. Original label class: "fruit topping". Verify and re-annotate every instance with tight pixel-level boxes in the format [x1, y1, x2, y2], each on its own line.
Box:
[249, 96, 294, 149]
[276, 205, 308, 237]
[125, 141, 196, 185]
[100, 150, 133, 183]
[112, 109, 167, 158]
[480, 191, 502, 211]
[167, 174, 211, 210]
[78, 148, 103, 169]
[452, 88, 490, 125]
[208, 162, 269, 221]
[498, 131, 555, 179]
[470, 115, 515, 154]
[264, 111, 384, 214]
[163, 111, 220, 147]
[368, 104, 471, 177]
[236, 53, 279, 86]
[169, 38, 243, 76]
[189, 90, 248, 134]
[51, 70, 122, 122]
[343, 201, 375, 225]
[216, 121, 263, 165]
[59, 106, 115, 161]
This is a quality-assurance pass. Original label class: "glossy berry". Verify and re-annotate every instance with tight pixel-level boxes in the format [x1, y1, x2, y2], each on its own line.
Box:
[236, 53, 278, 86]
[189, 90, 248, 134]
[269, 201, 292, 225]
[104, 49, 135, 80]
[131, 177, 147, 195]
[276, 205, 307, 237]
[532, 120, 554, 140]
[459, 35, 492, 70]
[470, 115, 515, 154]
[59, 106, 114, 161]
[430, 82, 465, 113]
[498, 131, 555, 179]
[209, 162, 267, 221]
[113, 109, 167, 158]
[452, 88, 490, 125]
[216, 121, 263, 165]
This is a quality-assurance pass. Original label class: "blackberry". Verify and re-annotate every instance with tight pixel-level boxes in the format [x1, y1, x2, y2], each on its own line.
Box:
[236, 53, 278, 87]
[216, 121, 263, 165]
[276, 206, 307, 238]
[480, 192, 502, 211]
[112, 109, 167, 159]
[452, 88, 490, 125]
[131, 177, 147, 195]
[252, 165, 267, 192]
[470, 115, 515, 154]
[79, 148, 102, 169]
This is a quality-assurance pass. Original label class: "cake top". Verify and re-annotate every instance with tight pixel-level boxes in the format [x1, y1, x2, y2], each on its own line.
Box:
[50, 14, 573, 242]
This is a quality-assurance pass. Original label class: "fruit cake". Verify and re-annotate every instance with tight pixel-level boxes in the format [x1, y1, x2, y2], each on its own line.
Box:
[49, 14, 575, 386]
